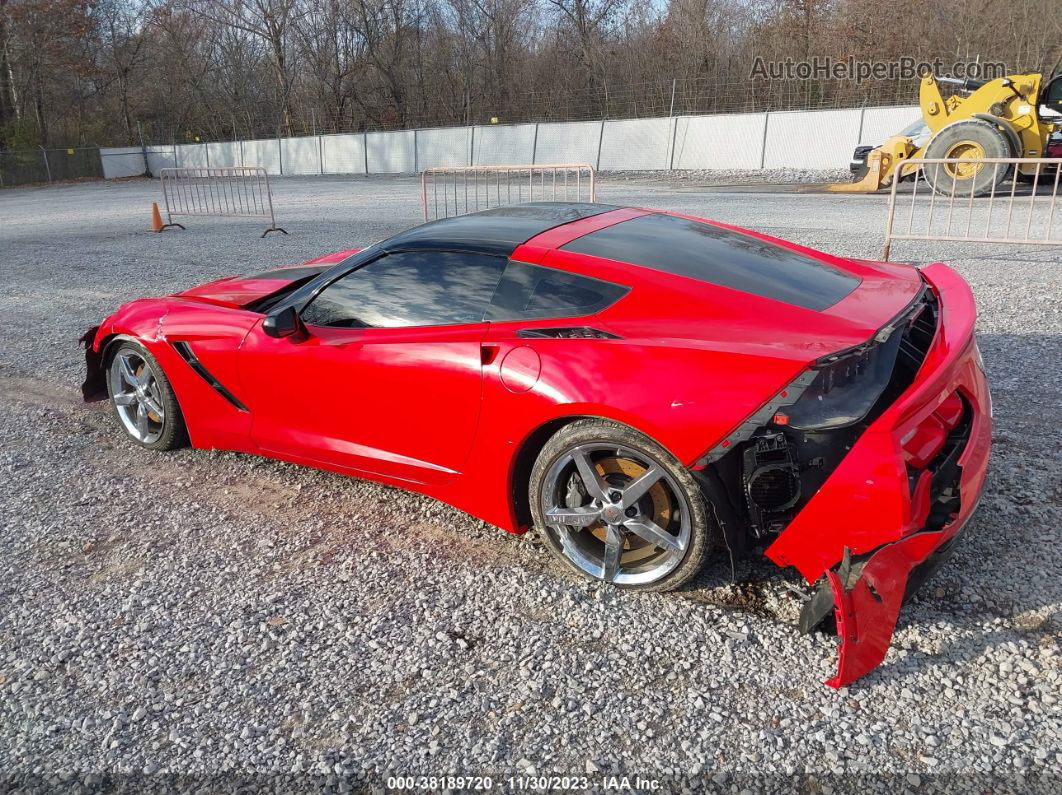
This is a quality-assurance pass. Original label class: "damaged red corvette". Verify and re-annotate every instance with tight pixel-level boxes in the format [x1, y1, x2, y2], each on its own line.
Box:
[81, 203, 991, 686]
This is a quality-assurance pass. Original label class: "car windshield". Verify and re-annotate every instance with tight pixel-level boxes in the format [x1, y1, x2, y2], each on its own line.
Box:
[898, 118, 931, 145]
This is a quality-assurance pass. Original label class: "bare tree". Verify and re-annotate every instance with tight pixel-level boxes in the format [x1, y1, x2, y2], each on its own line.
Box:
[1, 0, 1058, 148]
[182, 0, 302, 135]
[545, 0, 621, 110]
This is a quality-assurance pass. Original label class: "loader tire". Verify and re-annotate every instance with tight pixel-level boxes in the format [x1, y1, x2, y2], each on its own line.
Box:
[923, 119, 1012, 197]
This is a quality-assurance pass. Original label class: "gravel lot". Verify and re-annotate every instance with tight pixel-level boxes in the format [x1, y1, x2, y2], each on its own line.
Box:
[1, 174, 1059, 792]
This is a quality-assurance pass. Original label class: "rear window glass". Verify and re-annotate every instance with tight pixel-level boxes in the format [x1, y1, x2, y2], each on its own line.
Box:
[560, 214, 858, 310]
[487, 261, 629, 321]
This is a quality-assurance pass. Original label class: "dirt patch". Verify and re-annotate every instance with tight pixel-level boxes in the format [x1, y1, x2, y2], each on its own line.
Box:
[0, 376, 82, 407]
[680, 580, 778, 619]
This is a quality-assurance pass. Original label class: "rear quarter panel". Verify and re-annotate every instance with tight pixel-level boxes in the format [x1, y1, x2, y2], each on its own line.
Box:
[765, 263, 990, 581]
[455, 320, 811, 532]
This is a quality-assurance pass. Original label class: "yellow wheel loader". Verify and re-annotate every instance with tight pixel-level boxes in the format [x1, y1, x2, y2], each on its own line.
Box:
[830, 71, 1062, 195]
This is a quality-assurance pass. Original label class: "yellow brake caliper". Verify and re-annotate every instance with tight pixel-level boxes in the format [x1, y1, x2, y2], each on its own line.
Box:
[590, 457, 673, 562]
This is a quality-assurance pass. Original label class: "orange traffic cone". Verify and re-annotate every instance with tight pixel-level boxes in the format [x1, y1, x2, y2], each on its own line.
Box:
[151, 201, 165, 232]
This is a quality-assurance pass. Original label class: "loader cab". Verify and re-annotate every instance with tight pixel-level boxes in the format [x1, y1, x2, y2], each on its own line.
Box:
[1040, 74, 1062, 121]
[898, 118, 931, 147]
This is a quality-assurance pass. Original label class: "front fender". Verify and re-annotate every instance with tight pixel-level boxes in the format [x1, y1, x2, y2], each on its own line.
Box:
[80, 301, 171, 401]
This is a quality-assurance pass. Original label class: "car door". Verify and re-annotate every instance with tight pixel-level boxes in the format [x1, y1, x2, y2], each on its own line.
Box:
[238, 249, 508, 485]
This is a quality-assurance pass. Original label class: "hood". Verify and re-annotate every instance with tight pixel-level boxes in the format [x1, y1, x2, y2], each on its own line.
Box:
[173, 249, 359, 309]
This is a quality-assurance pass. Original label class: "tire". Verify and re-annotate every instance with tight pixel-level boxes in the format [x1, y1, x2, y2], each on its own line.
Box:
[106, 340, 188, 451]
[529, 418, 710, 592]
[923, 119, 1012, 197]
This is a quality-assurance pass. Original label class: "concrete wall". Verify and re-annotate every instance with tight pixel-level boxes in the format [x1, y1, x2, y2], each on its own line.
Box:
[763, 109, 863, 170]
[281, 137, 321, 175]
[472, 123, 537, 166]
[602, 118, 673, 171]
[102, 104, 922, 178]
[145, 146, 177, 174]
[860, 105, 920, 145]
[322, 134, 366, 174]
[99, 147, 146, 179]
[367, 130, 416, 173]
[417, 127, 472, 170]
[241, 139, 281, 175]
[534, 121, 601, 166]
[672, 112, 767, 170]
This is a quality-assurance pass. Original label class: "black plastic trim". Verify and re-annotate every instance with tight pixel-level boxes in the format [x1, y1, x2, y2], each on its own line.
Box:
[516, 327, 622, 340]
[172, 341, 249, 412]
[80, 325, 106, 401]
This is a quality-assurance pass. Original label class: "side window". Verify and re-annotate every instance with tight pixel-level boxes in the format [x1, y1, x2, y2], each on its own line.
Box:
[300, 251, 506, 329]
[486, 261, 629, 321]
[1042, 75, 1062, 117]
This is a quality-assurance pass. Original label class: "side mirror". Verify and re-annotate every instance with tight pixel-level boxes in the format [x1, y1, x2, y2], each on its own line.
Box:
[263, 306, 309, 341]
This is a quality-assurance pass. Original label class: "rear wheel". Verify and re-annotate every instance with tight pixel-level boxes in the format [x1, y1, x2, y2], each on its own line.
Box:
[923, 119, 1012, 197]
[530, 419, 709, 591]
[106, 341, 187, 450]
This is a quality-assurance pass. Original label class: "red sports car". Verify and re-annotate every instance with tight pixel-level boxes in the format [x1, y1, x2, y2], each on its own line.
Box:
[82, 203, 991, 686]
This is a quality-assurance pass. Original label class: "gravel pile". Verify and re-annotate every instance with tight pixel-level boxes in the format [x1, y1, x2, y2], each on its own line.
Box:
[0, 176, 1059, 791]
[604, 168, 852, 186]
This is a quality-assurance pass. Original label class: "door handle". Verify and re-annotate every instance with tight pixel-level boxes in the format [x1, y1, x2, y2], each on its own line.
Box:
[480, 344, 500, 365]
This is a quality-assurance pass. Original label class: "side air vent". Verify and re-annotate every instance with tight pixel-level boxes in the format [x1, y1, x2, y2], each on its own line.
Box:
[517, 327, 621, 340]
[172, 341, 249, 412]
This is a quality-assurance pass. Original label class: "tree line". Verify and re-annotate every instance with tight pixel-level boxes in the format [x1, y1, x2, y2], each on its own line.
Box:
[0, 0, 1059, 149]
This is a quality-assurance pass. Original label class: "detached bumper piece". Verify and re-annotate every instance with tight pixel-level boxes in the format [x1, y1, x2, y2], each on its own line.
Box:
[80, 325, 106, 401]
[764, 263, 991, 687]
[823, 528, 960, 688]
[825, 392, 974, 686]
[827, 546, 906, 689]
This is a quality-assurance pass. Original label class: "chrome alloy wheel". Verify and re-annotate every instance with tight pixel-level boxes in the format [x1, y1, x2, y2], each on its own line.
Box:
[540, 443, 692, 586]
[108, 349, 166, 444]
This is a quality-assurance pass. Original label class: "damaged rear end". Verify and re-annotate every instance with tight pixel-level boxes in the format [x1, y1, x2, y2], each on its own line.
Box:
[694, 262, 991, 686]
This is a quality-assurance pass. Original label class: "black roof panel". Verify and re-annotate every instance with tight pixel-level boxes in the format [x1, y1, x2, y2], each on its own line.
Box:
[380, 202, 616, 256]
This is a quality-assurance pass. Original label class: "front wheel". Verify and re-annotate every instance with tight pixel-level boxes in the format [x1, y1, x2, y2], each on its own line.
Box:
[922, 119, 1013, 197]
[530, 419, 710, 591]
[106, 341, 188, 450]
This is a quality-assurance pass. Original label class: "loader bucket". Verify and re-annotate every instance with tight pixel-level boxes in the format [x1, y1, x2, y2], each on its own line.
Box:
[827, 150, 889, 193]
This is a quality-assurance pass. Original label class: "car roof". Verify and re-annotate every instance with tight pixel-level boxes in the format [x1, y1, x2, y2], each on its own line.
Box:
[379, 202, 617, 256]
[377, 203, 857, 312]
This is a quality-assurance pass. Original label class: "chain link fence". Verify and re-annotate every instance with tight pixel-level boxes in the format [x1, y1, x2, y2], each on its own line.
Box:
[135, 77, 924, 148]
[0, 147, 103, 187]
